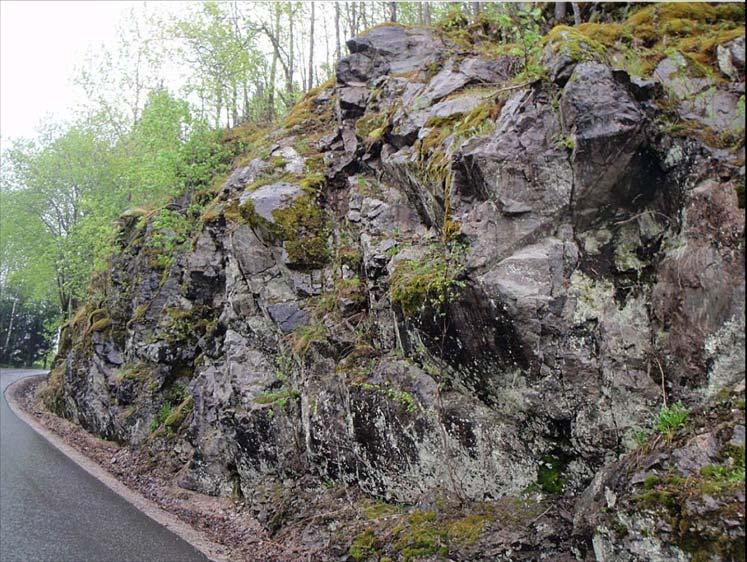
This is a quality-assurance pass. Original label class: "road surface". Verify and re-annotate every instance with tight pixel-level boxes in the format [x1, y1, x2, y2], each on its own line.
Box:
[0, 368, 211, 562]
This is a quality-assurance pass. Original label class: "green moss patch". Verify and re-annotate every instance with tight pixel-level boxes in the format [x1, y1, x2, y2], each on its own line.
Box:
[355, 111, 391, 147]
[357, 382, 418, 413]
[272, 194, 330, 268]
[144, 208, 193, 271]
[544, 25, 608, 63]
[349, 529, 378, 561]
[395, 511, 449, 562]
[164, 396, 193, 430]
[389, 242, 466, 317]
[254, 388, 300, 408]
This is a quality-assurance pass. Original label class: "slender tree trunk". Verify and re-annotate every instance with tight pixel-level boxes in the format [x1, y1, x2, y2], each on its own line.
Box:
[242, 82, 249, 122]
[216, 87, 223, 129]
[307, 1, 315, 91]
[2, 297, 17, 358]
[554, 2, 567, 23]
[322, 3, 330, 77]
[424, 2, 432, 25]
[389, 1, 397, 22]
[288, 4, 295, 97]
[335, 2, 341, 61]
[231, 82, 238, 127]
[472, 2, 482, 21]
[359, 2, 365, 29]
[268, 4, 280, 119]
[350, 1, 357, 36]
[571, 2, 582, 25]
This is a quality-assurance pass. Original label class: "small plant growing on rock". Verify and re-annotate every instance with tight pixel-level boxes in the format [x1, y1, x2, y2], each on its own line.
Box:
[389, 241, 467, 317]
[349, 529, 378, 561]
[656, 401, 689, 439]
[498, 7, 544, 79]
[150, 403, 173, 433]
[145, 208, 192, 270]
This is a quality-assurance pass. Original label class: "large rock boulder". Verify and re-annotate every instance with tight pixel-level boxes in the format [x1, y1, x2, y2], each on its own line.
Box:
[51, 21, 746, 560]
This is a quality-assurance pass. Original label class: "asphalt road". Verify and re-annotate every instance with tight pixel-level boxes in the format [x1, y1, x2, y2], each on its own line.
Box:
[0, 368, 210, 562]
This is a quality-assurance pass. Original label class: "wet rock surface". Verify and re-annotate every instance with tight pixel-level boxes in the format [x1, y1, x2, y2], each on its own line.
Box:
[47, 21, 745, 561]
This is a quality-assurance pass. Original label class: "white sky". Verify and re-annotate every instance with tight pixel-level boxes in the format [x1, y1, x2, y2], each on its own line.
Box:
[0, 0, 147, 143]
[0, 0, 333, 144]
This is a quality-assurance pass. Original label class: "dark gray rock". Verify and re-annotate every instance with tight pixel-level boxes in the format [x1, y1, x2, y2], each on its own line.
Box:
[221, 159, 270, 195]
[337, 85, 370, 118]
[420, 61, 471, 103]
[336, 52, 376, 84]
[240, 182, 302, 223]
[346, 25, 442, 76]
[459, 56, 515, 84]
[561, 62, 646, 228]
[266, 302, 308, 333]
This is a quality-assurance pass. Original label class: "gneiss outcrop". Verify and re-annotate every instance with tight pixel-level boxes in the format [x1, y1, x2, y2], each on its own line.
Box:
[46, 10, 744, 561]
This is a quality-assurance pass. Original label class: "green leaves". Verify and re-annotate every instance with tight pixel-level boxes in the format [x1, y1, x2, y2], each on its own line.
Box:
[498, 7, 545, 79]
[1, 87, 228, 318]
[656, 401, 689, 439]
[389, 241, 467, 317]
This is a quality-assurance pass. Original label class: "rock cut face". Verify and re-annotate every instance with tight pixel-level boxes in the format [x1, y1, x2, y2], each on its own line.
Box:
[52, 23, 745, 555]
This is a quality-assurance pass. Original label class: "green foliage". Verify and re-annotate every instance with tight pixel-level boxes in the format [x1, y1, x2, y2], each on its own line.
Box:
[395, 511, 449, 562]
[150, 403, 173, 432]
[498, 7, 545, 78]
[1, 124, 122, 309]
[631, 428, 651, 448]
[164, 396, 194, 430]
[359, 383, 418, 413]
[254, 387, 300, 408]
[537, 453, 568, 494]
[389, 242, 467, 317]
[272, 194, 330, 268]
[173, 1, 271, 127]
[544, 25, 607, 65]
[362, 500, 402, 520]
[115, 362, 152, 383]
[1, 88, 228, 322]
[349, 530, 378, 561]
[656, 401, 689, 438]
[145, 209, 193, 270]
[699, 444, 745, 488]
[290, 322, 328, 357]
[447, 514, 489, 546]
[0, 290, 58, 366]
[355, 111, 390, 146]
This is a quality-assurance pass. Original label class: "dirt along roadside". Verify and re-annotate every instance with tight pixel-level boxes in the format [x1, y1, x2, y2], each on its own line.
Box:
[5, 375, 284, 562]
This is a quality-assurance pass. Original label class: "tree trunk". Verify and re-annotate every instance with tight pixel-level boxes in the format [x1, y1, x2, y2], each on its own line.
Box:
[424, 2, 432, 25]
[323, 4, 330, 76]
[308, 1, 315, 91]
[215, 87, 223, 129]
[350, 1, 357, 37]
[360, 2, 368, 29]
[335, 2, 341, 61]
[231, 82, 239, 127]
[389, 1, 397, 22]
[555, 2, 567, 23]
[243, 82, 250, 122]
[472, 2, 482, 21]
[2, 297, 17, 359]
[571, 2, 582, 25]
[288, 5, 295, 97]
[268, 4, 280, 119]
